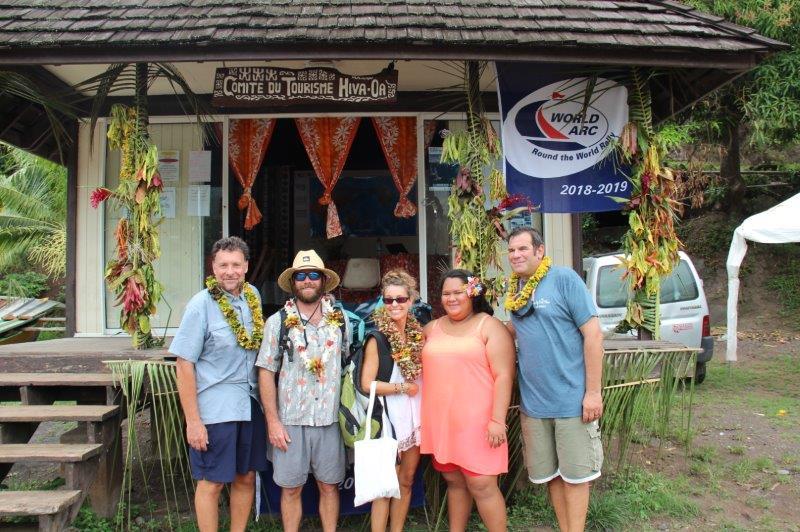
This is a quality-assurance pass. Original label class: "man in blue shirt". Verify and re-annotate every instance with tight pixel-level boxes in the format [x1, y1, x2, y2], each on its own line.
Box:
[506, 227, 604, 532]
[171, 236, 267, 532]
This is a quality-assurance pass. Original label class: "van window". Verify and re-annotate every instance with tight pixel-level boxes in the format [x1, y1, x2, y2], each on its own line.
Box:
[595, 260, 698, 308]
[659, 260, 699, 303]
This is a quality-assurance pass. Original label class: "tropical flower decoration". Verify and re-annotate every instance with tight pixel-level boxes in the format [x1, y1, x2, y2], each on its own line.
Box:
[466, 276, 484, 297]
[282, 298, 342, 379]
[205, 276, 264, 351]
[94, 105, 165, 348]
[505, 256, 552, 312]
[373, 306, 424, 381]
[325, 308, 345, 328]
[283, 313, 301, 330]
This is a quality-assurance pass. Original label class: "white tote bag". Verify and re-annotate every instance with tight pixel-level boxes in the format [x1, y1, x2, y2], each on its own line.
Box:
[353, 381, 401, 506]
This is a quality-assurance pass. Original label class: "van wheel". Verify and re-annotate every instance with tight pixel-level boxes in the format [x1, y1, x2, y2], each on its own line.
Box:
[694, 362, 707, 384]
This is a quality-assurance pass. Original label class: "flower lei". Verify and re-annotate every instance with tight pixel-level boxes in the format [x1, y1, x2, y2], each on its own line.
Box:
[372, 306, 424, 381]
[205, 276, 264, 350]
[504, 256, 552, 312]
[283, 298, 343, 378]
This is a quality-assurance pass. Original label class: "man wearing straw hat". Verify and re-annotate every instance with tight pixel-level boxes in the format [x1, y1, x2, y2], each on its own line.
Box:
[257, 250, 350, 532]
[171, 236, 267, 532]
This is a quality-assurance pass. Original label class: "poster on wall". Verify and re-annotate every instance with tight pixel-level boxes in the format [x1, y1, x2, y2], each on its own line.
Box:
[159, 187, 176, 219]
[158, 150, 180, 183]
[188, 150, 211, 183]
[187, 185, 210, 217]
[496, 62, 630, 212]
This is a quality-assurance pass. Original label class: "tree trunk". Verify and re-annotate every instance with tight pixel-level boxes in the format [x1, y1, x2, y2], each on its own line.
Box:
[720, 116, 745, 217]
[134, 63, 149, 138]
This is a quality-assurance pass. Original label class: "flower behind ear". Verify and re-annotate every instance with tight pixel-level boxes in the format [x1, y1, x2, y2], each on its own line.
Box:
[466, 276, 484, 297]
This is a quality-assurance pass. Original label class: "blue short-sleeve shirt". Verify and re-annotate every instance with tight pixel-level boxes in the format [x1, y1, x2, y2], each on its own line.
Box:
[169, 285, 261, 425]
[512, 267, 597, 418]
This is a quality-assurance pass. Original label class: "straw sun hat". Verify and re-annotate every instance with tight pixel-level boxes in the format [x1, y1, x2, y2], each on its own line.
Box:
[277, 250, 340, 293]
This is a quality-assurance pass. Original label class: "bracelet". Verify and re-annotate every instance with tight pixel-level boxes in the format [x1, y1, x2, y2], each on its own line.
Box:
[400, 382, 407, 395]
[490, 418, 508, 429]
[394, 383, 400, 394]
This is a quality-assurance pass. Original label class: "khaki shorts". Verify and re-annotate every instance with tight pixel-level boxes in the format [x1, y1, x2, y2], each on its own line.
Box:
[520, 413, 603, 484]
[269, 423, 346, 488]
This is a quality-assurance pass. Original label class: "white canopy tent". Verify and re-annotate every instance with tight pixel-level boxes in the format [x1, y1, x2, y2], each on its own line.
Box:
[726, 192, 800, 361]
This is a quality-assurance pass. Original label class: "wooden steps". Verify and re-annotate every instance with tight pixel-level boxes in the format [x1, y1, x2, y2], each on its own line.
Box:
[0, 405, 119, 423]
[0, 443, 103, 463]
[0, 373, 116, 387]
[0, 490, 82, 531]
[0, 373, 125, 527]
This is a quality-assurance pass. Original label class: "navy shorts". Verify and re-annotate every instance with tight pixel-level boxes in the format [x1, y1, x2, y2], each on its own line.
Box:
[189, 398, 268, 483]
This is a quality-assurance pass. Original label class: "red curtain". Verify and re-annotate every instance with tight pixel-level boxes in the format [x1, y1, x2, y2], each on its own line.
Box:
[295, 117, 361, 238]
[228, 118, 276, 230]
[372, 117, 418, 217]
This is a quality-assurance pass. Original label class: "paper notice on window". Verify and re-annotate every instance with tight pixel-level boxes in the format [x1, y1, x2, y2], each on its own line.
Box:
[187, 185, 210, 217]
[188, 150, 211, 183]
[158, 150, 180, 183]
[160, 187, 176, 219]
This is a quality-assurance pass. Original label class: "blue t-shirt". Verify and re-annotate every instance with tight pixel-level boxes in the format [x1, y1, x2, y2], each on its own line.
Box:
[169, 285, 261, 425]
[511, 267, 597, 418]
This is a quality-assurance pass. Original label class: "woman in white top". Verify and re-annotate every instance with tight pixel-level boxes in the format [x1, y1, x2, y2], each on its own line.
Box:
[360, 269, 423, 532]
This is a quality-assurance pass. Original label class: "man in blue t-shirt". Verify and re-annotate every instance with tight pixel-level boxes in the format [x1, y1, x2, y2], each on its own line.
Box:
[506, 227, 604, 532]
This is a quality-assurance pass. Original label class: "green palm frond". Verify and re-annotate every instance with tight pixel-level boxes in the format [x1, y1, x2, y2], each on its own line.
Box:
[74, 62, 212, 142]
[0, 70, 77, 159]
[107, 360, 193, 529]
[0, 145, 66, 275]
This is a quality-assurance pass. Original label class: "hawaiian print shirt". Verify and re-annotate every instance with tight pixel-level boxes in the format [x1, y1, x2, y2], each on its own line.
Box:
[256, 305, 350, 426]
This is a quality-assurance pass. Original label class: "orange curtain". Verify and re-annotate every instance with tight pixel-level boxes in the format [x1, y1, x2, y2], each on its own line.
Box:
[372, 117, 418, 218]
[228, 118, 276, 230]
[295, 117, 361, 238]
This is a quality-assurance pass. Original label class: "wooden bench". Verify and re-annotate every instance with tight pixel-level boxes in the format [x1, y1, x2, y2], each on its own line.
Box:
[0, 490, 82, 531]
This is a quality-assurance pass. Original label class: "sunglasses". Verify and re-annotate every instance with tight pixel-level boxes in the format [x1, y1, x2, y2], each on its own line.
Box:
[384, 296, 410, 305]
[293, 271, 322, 282]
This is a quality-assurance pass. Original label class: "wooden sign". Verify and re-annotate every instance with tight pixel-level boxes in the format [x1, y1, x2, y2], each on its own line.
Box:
[212, 66, 398, 107]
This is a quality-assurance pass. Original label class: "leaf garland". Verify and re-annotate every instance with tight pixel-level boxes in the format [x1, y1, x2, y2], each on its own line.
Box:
[205, 276, 264, 351]
[94, 103, 165, 348]
[614, 67, 683, 337]
[443, 61, 532, 304]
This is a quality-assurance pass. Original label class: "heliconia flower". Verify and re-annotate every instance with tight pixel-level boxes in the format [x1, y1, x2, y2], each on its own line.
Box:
[498, 193, 532, 211]
[121, 277, 146, 313]
[641, 172, 652, 194]
[90, 188, 113, 209]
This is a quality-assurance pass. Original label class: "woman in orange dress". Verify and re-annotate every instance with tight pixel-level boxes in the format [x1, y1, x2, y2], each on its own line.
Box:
[420, 269, 516, 532]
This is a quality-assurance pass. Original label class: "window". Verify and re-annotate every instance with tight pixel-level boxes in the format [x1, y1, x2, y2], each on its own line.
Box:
[595, 259, 699, 308]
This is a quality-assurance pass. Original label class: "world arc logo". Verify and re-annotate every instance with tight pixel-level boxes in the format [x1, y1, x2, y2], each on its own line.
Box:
[503, 78, 628, 179]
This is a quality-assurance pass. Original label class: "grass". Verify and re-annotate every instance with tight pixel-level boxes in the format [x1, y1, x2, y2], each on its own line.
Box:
[698, 357, 800, 430]
[506, 468, 698, 531]
[729, 457, 775, 484]
[766, 257, 800, 329]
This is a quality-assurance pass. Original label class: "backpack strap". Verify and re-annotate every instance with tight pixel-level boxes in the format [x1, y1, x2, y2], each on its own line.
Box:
[277, 307, 292, 364]
[370, 330, 394, 383]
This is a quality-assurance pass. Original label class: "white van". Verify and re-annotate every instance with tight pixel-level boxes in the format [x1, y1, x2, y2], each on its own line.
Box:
[583, 251, 714, 383]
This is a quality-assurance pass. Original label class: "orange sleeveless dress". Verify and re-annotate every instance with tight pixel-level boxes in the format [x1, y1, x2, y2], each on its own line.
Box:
[420, 315, 508, 475]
